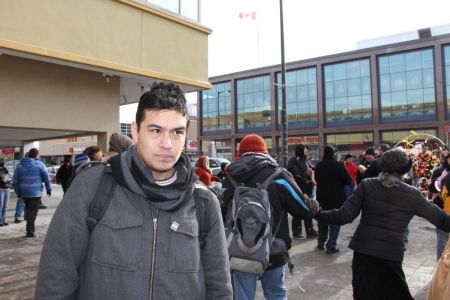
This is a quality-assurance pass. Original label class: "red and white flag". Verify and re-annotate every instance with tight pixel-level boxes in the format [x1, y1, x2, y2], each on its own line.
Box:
[238, 11, 256, 20]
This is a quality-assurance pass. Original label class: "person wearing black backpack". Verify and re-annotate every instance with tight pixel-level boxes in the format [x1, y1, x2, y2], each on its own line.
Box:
[222, 134, 320, 300]
[36, 82, 232, 300]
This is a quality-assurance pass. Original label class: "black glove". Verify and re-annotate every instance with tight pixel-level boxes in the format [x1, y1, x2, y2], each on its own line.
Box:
[47, 191, 51, 197]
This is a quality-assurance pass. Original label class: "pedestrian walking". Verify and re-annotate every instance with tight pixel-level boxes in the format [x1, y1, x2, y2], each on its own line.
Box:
[55, 157, 73, 193]
[12, 148, 51, 238]
[35, 82, 232, 299]
[317, 149, 450, 299]
[0, 158, 12, 226]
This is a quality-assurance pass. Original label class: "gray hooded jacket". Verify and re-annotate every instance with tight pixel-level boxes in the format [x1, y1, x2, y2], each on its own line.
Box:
[35, 146, 232, 299]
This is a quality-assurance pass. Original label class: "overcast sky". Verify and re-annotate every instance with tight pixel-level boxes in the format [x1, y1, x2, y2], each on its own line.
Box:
[120, 0, 450, 122]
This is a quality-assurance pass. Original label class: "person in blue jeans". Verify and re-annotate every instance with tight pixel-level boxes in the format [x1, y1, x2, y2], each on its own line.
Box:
[0, 158, 12, 226]
[14, 198, 25, 223]
[233, 266, 287, 300]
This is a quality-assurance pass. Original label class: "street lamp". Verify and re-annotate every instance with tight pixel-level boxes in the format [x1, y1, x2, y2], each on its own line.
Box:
[279, 0, 288, 167]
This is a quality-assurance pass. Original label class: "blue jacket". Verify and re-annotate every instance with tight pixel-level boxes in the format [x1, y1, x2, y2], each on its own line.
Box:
[13, 158, 51, 197]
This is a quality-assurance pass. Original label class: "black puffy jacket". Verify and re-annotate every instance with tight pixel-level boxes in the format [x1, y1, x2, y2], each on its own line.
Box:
[318, 177, 450, 262]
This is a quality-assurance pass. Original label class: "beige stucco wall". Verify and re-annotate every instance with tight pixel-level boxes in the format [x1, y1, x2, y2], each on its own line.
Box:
[0, 0, 211, 88]
[0, 55, 119, 150]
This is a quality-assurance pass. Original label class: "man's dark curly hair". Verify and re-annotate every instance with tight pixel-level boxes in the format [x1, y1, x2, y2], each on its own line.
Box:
[135, 82, 189, 130]
[380, 149, 412, 175]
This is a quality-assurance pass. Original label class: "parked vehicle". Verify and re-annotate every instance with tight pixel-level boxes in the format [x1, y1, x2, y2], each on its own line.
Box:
[209, 157, 230, 176]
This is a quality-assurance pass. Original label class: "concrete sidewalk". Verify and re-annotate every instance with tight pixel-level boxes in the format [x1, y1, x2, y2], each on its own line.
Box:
[0, 185, 438, 299]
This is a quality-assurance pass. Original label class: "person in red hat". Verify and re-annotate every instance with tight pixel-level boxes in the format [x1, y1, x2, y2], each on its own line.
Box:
[222, 134, 320, 299]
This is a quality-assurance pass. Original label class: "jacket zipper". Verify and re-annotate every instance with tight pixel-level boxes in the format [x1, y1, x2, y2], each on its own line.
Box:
[148, 209, 159, 300]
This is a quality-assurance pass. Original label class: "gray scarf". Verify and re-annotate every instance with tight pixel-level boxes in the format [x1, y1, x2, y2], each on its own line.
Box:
[126, 145, 195, 211]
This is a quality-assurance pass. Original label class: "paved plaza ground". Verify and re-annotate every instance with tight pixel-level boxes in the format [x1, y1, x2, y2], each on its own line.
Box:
[0, 184, 438, 299]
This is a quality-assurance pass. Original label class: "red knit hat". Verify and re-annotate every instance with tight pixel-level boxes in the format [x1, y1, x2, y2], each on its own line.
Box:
[238, 134, 268, 156]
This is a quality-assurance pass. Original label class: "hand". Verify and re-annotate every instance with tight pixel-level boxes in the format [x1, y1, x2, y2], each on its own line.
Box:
[47, 192, 51, 197]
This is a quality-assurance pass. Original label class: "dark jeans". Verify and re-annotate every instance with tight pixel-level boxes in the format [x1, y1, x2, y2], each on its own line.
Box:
[318, 222, 340, 249]
[23, 197, 40, 235]
[292, 216, 313, 236]
[352, 251, 413, 300]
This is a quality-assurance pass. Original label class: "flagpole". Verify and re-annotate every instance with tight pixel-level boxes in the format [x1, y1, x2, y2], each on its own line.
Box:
[279, 0, 288, 167]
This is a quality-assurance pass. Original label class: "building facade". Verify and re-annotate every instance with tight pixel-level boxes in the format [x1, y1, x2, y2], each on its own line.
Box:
[0, 0, 210, 162]
[198, 31, 450, 162]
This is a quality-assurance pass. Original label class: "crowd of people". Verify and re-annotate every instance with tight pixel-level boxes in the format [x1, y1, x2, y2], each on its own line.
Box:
[2, 81, 450, 299]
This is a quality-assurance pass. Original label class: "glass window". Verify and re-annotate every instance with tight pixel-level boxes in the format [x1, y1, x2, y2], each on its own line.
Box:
[276, 67, 318, 129]
[237, 75, 271, 131]
[325, 132, 374, 161]
[378, 48, 436, 122]
[381, 129, 437, 146]
[201, 82, 231, 133]
[147, 0, 199, 21]
[445, 45, 450, 118]
[323, 59, 372, 126]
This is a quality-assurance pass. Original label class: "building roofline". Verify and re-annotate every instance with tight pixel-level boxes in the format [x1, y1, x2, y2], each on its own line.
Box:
[209, 32, 450, 82]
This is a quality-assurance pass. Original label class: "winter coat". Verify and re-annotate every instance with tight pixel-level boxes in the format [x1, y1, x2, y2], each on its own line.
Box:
[0, 167, 12, 189]
[344, 161, 358, 183]
[364, 156, 382, 179]
[13, 158, 51, 197]
[56, 164, 73, 192]
[286, 154, 314, 197]
[35, 146, 232, 300]
[317, 178, 450, 262]
[315, 157, 352, 210]
[195, 156, 213, 186]
[222, 153, 319, 270]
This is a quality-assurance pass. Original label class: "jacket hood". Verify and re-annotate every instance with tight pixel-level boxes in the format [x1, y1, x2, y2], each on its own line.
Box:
[109, 145, 195, 211]
[197, 155, 211, 172]
[19, 157, 39, 167]
[226, 153, 277, 182]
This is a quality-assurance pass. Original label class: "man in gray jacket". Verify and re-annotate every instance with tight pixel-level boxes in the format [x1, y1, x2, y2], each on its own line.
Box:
[35, 82, 233, 299]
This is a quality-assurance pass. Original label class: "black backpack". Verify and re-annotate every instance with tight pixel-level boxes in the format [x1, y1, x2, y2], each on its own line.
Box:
[85, 165, 210, 249]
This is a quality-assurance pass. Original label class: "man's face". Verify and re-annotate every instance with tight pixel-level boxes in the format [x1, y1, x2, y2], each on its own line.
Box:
[132, 109, 187, 180]
[93, 151, 103, 162]
[304, 147, 309, 157]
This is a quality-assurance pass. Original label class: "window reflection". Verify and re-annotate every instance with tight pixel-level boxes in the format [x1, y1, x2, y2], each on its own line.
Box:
[324, 59, 372, 125]
[202, 82, 231, 133]
[237, 76, 271, 131]
[379, 48, 436, 122]
[276, 67, 318, 129]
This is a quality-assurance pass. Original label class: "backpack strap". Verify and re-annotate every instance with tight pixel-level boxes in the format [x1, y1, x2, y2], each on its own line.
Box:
[193, 182, 213, 250]
[86, 166, 117, 232]
[261, 167, 284, 189]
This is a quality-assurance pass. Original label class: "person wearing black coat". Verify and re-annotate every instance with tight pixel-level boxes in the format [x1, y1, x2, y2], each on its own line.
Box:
[56, 158, 73, 194]
[315, 145, 352, 254]
[287, 144, 318, 239]
[317, 149, 450, 299]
